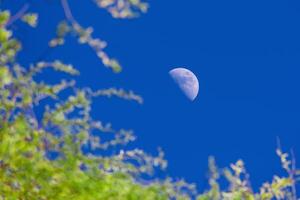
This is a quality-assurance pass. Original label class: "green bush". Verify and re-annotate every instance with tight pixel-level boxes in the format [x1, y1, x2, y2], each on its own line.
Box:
[0, 1, 299, 199]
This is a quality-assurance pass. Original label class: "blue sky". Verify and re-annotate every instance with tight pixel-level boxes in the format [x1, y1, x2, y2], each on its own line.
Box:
[5, 0, 300, 192]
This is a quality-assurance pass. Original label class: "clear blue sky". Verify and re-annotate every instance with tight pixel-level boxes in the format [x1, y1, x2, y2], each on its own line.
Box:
[6, 0, 300, 192]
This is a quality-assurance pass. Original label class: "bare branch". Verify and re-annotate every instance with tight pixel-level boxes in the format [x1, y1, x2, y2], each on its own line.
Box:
[6, 3, 30, 27]
[276, 136, 282, 152]
[61, 0, 75, 23]
[290, 149, 297, 200]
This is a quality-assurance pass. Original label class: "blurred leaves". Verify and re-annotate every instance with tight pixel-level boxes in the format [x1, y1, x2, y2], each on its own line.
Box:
[0, 10, 10, 26]
[21, 13, 38, 27]
[0, 65, 12, 87]
[197, 152, 299, 200]
[0, 6, 195, 198]
[0, 1, 299, 199]
[50, 21, 122, 73]
[94, 0, 148, 19]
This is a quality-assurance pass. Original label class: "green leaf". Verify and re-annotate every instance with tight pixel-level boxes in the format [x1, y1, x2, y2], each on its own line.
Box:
[0, 66, 12, 86]
[0, 10, 10, 26]
[110, 59, 122, 73]
[0, 28, 11, 43]
[21, 13, 38, 27]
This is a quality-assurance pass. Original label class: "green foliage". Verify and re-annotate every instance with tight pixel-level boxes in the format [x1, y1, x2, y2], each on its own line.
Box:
[0, 1, 299, 200]
[0, 10, 10, 26]
[21, 13, 38, 27]
[94, 0, 148, 18]
[197, 152, 298, 200]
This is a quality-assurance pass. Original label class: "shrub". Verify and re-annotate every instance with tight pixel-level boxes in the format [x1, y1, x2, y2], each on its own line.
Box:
[0, 1, 299, 199]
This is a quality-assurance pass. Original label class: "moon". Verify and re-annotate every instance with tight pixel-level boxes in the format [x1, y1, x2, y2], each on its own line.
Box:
[169, 67, 199, 101]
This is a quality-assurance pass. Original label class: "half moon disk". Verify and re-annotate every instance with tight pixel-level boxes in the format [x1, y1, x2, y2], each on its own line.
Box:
[169, 67, 199, 101]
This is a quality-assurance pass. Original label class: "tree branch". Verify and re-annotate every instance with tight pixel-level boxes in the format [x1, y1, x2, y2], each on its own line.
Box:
[290, 149, 297, 200]
[61, 0, 76, 23]
[6, 3, 30, 27]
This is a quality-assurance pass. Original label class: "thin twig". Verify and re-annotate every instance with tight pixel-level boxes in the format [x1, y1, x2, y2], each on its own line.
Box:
[61, 0, 76, 23]
[290, 149, 298, 200]
[5, 3, 30, 27]
[276, 136, 282, 151]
